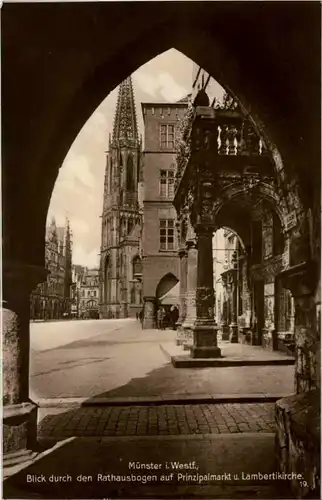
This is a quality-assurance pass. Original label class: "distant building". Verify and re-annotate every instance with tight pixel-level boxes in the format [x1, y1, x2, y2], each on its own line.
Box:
[30, 217, 73, 320]
[99, 76, 143, 319]
[141, 98, 189, 327]
[79, 268, 100, 318]
[70, 264, 85, 318]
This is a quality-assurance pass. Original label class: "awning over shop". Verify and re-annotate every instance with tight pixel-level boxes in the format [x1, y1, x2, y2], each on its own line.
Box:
[158, 281, 180, 305]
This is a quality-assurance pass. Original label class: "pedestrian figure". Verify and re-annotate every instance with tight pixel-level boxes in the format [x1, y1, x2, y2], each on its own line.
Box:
[157, 307, 163, 330]
[162, 308, 168, 330]
[171, 306, 179, 330]
[139, 309, 144, 328]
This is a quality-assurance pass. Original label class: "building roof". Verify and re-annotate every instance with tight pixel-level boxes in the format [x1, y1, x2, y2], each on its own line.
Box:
[112, 76, 138, 146]
[141, 101, 188, 108]
[73, 264, 84, 275]
[86, 268, 99, 275]
[176, 93, 192, 103]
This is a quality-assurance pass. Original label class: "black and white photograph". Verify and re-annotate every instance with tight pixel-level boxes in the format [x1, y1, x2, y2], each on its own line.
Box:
[1, 1, 321, 499]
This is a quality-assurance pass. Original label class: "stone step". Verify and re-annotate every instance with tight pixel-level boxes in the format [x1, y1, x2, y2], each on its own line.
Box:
[171, 355, 295, 368]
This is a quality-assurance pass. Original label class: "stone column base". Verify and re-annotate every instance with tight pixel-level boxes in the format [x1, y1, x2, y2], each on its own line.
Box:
[176, 324, 185, 345]
[143, 318, 156, 329]
[221, 324, 230, 341]
[229, 323, 239, 343]
[142, 296, 156, 329]
[182, 324, 194, 350]
[190, 323, 221, 358]
[3, 402, 38, 455]
[190, 345, 222, 358]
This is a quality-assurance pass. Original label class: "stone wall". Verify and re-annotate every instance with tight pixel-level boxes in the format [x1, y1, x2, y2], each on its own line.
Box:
[275, 390, 320, 499]
[294, 294, 320, 393]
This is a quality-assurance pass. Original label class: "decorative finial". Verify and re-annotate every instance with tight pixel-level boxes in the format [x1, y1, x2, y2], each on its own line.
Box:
[193, 88, 210, 107]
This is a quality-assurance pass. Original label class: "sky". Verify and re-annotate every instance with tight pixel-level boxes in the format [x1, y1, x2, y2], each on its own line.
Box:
[47, 49, 225, 268]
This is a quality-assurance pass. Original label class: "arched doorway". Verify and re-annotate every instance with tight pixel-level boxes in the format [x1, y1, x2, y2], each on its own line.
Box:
[156, 273, 179, 305]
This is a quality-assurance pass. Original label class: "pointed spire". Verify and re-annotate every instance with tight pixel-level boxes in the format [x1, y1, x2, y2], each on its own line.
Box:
[64, 217, 72, 252]
[48, 216, 58, 242]
[64, 217, 73, 300]
[112, 76, 138, 147]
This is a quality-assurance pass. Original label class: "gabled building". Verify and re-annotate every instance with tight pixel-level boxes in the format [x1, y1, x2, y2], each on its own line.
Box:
[99, 77, 143, 318]
[30, 217, 73, 320]
[80, 268, 100, 319]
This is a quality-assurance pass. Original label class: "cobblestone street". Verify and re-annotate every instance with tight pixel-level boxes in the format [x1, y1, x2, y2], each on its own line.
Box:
[30, 319, 294, 400]
[39, 403, 275, 439]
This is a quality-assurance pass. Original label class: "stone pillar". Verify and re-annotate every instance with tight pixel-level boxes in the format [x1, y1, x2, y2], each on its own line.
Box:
[229, 271, 239, 343]
[176, 248, 188, 345]
[143, 296, 156, 329]
[3, 262, 47, 455]
[220, 274, 230, 340]
[190, 227, 221, 358]
[280, 262, 320, 393]
[182, 239, 198, 350]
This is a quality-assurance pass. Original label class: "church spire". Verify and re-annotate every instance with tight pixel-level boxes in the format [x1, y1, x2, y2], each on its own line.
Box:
[112, 76, 138, 147]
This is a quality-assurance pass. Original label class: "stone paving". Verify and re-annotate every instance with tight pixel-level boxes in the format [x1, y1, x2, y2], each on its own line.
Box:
[30, 320, 295, 400]
[38, 403, 275, 439]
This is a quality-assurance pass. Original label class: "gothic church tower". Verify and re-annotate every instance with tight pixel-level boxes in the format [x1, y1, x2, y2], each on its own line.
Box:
[99, 77, 142, 318]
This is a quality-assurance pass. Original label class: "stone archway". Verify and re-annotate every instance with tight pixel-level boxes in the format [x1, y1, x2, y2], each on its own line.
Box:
[2, 2, 320, 269]
[156, 273, 179, 302]
[2, 3, 320, 468]
[213, 183, 288, 348]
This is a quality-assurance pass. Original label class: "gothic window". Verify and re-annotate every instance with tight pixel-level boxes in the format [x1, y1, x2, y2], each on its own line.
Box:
[126, 153, 135, 191]
[159, 219, 175, 250]
[87, 291, 90, 297]
[128, 218, 133, 234]
[160, 124, 175, 149]
[133, 256, 142, 277]
[159, 169, 175, 198]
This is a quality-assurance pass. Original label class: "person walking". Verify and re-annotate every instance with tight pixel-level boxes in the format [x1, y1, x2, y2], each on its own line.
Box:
[171, 305, 179, 330]
[139, 309, 144, 328]
[157, 308, 163, 330]
[158, 307, 166, 330]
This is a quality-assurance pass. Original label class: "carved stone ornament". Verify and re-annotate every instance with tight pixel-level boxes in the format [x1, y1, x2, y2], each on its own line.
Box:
[251, 256, 284, 281]
[196, 286, 214, 319]
[241, 174, 261, 192]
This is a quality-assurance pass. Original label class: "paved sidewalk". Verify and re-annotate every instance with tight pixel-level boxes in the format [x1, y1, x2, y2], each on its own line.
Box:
[4, 433, 293, 499]
[38, 403, 275, 440]
[163, 340, 295, 367]
[31, 322, 295, 400]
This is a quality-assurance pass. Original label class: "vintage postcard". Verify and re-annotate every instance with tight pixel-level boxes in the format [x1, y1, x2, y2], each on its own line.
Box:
[2, 1, 320, 499]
